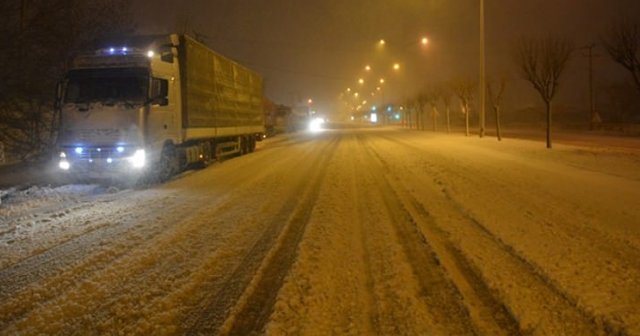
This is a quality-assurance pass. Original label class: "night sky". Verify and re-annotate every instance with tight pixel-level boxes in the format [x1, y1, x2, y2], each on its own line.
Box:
[132, 0, 640, 118]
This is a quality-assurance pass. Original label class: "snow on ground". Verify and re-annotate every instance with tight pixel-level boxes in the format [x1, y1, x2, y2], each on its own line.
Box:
[0, 127, 639, 335]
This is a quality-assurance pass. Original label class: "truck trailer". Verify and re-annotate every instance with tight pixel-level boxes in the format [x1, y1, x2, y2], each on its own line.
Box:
[55, 34, 264, 181]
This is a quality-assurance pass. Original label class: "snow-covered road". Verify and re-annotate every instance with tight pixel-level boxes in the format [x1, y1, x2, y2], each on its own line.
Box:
[1, 128, 639, 335]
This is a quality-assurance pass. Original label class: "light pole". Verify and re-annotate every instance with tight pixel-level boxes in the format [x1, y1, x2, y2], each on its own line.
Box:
[479, 0, 486, 138]
[581, 43, 601, 130]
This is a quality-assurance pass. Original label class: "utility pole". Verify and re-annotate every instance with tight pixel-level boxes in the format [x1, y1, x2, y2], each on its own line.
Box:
[583, 43, 601, 130]
[479, 0, 486, 138]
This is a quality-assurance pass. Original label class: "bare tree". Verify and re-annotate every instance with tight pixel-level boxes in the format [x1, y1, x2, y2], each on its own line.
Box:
[402, 98, 414, 129]
[515, 35, 573, 148]
[0, 0, 134, 161]
[440, 86, 453, 133]
[487, 76, 508, 141]
[451, 79, 476, 136]
[403, 97, 418, 129]
[414, 93, 429, 131]
[602, 18, 640, 94]
[424, 86, 442, 132]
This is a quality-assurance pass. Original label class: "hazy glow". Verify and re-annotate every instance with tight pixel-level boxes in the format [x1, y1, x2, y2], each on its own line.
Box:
[59, 160, 70, 170]
[308, 117, 325, 132]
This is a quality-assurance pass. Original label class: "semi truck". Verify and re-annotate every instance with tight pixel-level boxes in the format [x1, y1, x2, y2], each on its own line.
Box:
[55, 34, 264, 181]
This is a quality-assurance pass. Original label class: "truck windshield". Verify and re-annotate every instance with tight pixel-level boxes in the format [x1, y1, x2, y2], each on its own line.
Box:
[64, 68, 149, 104]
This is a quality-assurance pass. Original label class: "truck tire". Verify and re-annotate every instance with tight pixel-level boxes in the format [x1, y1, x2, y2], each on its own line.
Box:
[156, 144, 179, 182]
[248, 137, 256, 153]
[239, 136, 247, 156]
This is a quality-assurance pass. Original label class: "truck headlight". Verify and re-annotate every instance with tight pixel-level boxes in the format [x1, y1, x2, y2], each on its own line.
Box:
[59, 160, 70, 170]
[128, 149, 146, 168]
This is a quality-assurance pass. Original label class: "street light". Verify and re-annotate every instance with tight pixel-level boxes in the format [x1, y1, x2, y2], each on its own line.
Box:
[393, 63, 400, 70]
[479, 0, 486, 137]
[358, 78, 364, 84]
[421, 37, 429, 45]
[365, 65, 371, 71]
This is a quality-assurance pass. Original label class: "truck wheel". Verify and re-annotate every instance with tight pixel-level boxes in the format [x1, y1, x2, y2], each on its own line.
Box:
[156, 144, 179, 182]
[249, 137, 256, 152]
[239, 136, 247, 155]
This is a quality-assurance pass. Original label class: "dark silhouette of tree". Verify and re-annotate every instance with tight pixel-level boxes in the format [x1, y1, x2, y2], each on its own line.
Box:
[451, 79, 476, 136]
[0, 0, 134, 161]
[487, 76, 507, 141]
[440, 85, 453, 133]
[404, 97, 417, 129]
[515, 35, 573, 148]
[410, 94, 429, 131]
[424, 86, 442, 132]
[602, 18, 640, 94]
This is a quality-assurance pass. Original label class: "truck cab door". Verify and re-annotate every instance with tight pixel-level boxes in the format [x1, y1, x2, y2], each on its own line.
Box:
[146, 76, 179, 157]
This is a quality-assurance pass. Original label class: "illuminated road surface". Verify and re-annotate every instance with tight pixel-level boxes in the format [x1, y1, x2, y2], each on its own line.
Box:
[1, 127, 639, 335]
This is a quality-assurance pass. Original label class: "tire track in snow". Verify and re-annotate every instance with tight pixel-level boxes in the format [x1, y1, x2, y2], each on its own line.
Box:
[184, 134, 340, 334]
[0, 190, 171, 299]
[0, 186, 125, 248]
[362, 136, 520, 335]
[371, 132, 607, 334]
[355, 134, 477, 335]
[0, 192, 194, 331]
[0, 145, 300, 333]
[261, 133, 381, 335]
[348, 134, 383, 334]
[44, 147, 302, 334]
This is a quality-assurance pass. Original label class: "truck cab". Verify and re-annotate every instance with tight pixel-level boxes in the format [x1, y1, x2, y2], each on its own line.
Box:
[56, 35, 181, 180]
